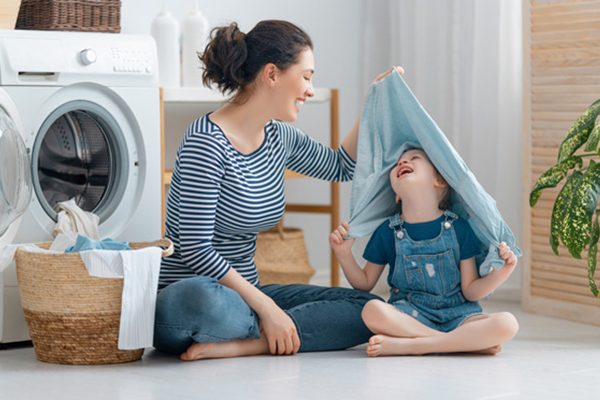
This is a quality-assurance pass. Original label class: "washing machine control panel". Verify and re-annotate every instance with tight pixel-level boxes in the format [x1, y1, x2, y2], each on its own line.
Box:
[111, 46, 153, 74]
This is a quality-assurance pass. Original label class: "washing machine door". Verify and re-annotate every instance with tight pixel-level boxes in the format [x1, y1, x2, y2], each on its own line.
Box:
[0, 107, 32, 238]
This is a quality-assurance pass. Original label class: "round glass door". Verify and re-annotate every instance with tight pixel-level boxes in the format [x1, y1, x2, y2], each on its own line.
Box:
[31, 101, 129, 222]
[0, 107, 32, 236]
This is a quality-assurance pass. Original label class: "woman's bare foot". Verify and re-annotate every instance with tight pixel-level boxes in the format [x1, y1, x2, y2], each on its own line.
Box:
[180, 338, 268, 361]
[366, 334, 419, 357]
[470, 345, 502, 355]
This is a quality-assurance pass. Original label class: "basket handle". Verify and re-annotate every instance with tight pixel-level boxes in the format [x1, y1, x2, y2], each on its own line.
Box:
[131, 239, 174, 257]
[276, 219, 285, 240]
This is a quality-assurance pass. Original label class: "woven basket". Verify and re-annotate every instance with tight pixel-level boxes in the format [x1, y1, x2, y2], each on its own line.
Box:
[15, 239, 173, 365]
[255, 223, 315, 285]
[16, 0, 121, 33]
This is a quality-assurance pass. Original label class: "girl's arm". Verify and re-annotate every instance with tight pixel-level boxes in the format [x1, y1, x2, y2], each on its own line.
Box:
[460, 242, 518, 301]
[329, 222, 385, 292]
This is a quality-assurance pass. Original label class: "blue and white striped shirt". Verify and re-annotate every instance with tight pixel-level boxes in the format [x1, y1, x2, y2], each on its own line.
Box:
[159, 114, 355, 290]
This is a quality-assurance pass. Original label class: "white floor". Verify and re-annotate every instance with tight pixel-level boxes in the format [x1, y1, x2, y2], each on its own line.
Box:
[1, 300, 598, 400]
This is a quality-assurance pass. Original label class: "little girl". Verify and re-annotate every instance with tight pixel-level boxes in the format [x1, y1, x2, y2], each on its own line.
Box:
[330, 147, 519, 357]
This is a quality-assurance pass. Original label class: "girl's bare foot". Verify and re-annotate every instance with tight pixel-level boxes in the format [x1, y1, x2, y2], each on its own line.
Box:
[366, 334, 419, 357]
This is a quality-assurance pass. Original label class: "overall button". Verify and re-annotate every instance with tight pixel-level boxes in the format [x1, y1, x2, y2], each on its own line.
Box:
[443, 221, 452, 229]
[393, 288, 400, 294]
[396, 230, 404, 239]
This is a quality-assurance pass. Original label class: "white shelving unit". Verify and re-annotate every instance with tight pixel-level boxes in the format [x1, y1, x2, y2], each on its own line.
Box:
[160, 87, 342, 286]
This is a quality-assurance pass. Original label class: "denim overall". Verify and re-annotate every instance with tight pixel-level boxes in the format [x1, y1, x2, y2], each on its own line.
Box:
[387, 210, 482, 332]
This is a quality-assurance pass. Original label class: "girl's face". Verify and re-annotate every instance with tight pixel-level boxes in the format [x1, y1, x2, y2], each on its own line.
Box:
[270, 48, 315, 122]
[389, 149, 444, 200]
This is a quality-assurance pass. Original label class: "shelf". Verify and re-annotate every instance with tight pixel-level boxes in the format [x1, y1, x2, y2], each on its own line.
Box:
[163, 86, 332, 104]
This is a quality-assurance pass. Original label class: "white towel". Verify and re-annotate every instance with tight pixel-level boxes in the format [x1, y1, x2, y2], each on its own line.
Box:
[52, 199, 100, 239]
[79, 247, 162, 350]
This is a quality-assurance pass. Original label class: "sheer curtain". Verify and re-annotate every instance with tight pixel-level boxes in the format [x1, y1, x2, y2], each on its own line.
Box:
[360, 0, 523, 293]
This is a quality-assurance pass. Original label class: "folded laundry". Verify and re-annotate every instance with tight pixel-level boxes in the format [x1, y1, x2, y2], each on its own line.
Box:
[349, 70, 521, 276]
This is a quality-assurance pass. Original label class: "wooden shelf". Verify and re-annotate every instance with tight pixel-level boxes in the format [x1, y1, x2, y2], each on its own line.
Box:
[160, 87, 341, 286]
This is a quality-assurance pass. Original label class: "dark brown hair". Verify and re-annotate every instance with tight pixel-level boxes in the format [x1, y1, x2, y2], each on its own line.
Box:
[200, 20, 313, 97]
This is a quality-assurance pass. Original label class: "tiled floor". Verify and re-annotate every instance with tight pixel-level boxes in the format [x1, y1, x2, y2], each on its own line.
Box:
[1, 300, 598, 400]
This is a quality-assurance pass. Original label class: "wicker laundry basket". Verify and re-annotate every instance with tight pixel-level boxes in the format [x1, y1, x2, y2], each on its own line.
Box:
[16, 0, 121, 33]
[15, 239, 173, 365]
[255, 223, 315, 285]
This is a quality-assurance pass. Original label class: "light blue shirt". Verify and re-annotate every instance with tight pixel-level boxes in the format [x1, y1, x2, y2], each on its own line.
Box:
[349, 71, 521, 276]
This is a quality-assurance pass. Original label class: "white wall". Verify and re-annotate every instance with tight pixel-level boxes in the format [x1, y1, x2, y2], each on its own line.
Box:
[121, 0, 368, 288]
[122, 0, 523, 298]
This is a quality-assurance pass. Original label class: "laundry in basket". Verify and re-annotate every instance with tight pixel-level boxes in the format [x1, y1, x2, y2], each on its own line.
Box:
[8, 237, 173, 365]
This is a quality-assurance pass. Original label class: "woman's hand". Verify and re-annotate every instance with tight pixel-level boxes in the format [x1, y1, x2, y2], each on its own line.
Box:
[258, 300, 301, 356]
[329, 222, 355, 260]
[373, 65, 405, 83]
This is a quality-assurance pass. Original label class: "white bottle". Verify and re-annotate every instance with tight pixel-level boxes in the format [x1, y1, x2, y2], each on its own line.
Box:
[181, 0, 209, 86]
[150, 2, 180, 88]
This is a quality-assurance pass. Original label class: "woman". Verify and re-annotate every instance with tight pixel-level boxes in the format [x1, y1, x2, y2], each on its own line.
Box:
[154, 19, 401, 361]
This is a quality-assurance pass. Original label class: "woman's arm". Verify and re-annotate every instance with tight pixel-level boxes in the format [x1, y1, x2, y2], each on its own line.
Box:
[219, 269, 300, 355]
[460, 243, 518, 301]
[329, 222, 384, 292]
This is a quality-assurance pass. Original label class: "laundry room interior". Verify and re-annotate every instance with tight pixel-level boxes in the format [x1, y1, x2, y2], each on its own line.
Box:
[0, 1, 599, 399]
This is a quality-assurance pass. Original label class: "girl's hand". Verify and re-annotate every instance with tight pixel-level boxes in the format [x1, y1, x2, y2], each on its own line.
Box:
[498, 242, 518, 275]
[329, 222, 355, 258]
[373, 65, 405, 83]
[258, 300, 300, 356]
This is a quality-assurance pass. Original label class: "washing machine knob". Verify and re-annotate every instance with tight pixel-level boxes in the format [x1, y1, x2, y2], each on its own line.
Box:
[79, 48, 97, 65]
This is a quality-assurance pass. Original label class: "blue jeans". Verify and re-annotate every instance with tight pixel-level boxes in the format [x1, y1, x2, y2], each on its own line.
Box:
[153, 276, 381, 355]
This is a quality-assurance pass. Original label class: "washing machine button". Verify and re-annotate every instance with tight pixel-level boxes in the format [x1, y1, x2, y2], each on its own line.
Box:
[79, 49, 97, 65]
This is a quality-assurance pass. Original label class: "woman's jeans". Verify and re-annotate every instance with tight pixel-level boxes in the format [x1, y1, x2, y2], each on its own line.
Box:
[153, 276, 381, 355]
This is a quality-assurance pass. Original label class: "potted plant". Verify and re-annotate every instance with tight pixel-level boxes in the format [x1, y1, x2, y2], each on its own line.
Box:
[529, 99, 600, 297]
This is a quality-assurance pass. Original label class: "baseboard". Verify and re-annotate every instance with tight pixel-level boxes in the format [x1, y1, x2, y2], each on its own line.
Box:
[486, 287, 521, 303]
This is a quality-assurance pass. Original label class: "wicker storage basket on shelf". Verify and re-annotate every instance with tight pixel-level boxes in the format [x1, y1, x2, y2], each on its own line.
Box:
[15, 239, 172, 365]
[16, 0, 121, 33]
[255, 223, 315, 285]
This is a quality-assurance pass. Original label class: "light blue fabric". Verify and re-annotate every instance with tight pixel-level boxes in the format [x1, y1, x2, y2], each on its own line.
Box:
[349, 70, 521, 276]
[65, 234, 131, 253]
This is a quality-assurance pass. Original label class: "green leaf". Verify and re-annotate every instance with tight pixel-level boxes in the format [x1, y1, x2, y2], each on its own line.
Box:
[584, 123, 600, 152]
[556, 162, 600, 258]
[558, 99, 600, 162]
[587, 213, 600, 297]
[550, 170, 583, 255]
[529, 156, 582, 207]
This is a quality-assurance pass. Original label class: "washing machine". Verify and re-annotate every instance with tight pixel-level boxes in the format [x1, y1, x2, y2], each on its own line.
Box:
[0, 30, 162, 343]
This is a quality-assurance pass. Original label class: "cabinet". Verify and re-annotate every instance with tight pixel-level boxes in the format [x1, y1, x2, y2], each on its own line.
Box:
[159, 87, 342, 286]
[522, 0, 600, 325]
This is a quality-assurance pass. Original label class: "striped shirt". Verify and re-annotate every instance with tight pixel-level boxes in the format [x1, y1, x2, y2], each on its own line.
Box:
[159, 114, 356, 290]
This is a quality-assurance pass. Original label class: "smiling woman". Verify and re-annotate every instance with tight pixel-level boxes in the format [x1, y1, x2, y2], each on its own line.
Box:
[153, 19, 391, 361]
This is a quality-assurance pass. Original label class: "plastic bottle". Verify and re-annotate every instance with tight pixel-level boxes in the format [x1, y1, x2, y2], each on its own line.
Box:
[181, 0, 209, 86]
[150, 2, 180, 87]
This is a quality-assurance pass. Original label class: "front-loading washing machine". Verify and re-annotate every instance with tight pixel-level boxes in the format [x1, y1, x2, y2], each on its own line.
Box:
[0, 30, 162, 343]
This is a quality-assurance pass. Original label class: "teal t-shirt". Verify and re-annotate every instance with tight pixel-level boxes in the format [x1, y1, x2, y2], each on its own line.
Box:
[363, 215, 480, 268]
